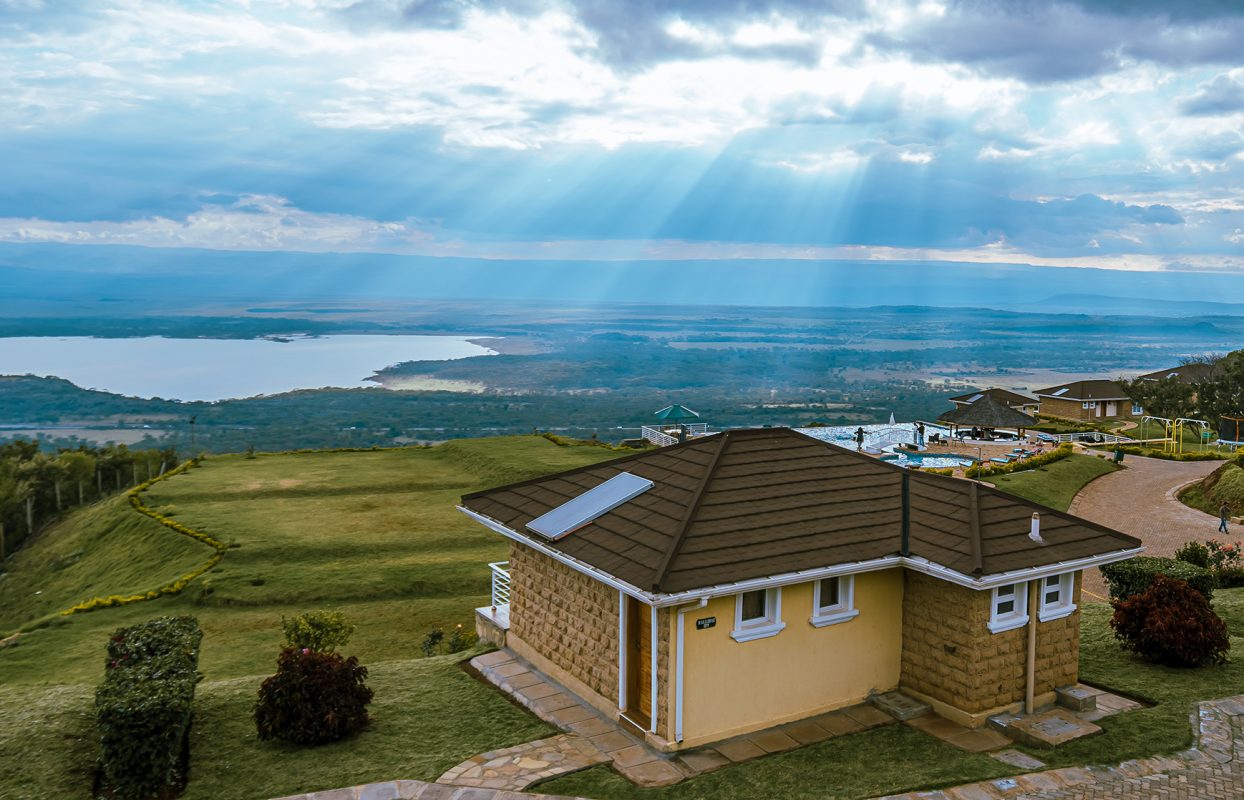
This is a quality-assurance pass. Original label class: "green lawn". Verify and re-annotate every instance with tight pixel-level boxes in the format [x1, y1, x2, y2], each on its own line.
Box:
[989, 453, 1119, 511]
[6, 437, 1244, 800]
[0, 436, 619, 800]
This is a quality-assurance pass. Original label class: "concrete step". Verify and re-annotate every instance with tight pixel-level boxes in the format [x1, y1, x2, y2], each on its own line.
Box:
[1056, 684, 1098, 712]
[871, 691, 931, 721]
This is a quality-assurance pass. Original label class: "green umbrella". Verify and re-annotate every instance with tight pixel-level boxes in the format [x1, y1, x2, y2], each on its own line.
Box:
[654, 404, 700, 422]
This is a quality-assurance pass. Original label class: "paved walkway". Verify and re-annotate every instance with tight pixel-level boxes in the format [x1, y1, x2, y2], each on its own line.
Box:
[1067, 453, 1221, 598]
[879, 695, 1244, 800]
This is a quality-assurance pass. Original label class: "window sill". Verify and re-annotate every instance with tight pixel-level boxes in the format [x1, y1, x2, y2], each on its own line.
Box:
[809, 608, 860, 628]
[730, 621, 786, 642]
[987, 614, 1029, 634]
[1038, 604, 1077, 623]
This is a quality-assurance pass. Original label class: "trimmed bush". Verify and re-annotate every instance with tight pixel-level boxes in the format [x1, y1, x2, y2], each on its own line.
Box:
[1110, 574, 1230, 667]
[1100, 556, 1215, 602]
[95, 616, 203, 800]
[965, 444, 1074, 479]
[255, 648, 373, 745]
[1175, 540, 1211, 568]
[1217, 566, 1244, 588]
[282, 610, 354, 654]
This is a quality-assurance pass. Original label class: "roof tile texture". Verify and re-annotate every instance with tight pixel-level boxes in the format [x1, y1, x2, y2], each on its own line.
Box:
[461, 428, 1140, 594]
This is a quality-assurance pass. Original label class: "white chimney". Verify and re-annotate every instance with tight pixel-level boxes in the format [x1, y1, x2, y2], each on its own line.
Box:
[1029, 512, 1043, 543]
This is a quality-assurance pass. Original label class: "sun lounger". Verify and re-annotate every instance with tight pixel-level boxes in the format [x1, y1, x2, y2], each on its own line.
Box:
[990, 457, 1011, 464]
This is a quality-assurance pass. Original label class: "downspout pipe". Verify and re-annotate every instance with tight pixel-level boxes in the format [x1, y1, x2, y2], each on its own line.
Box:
[1025, 580, 1039, 714]
[674, 597, 709, 743]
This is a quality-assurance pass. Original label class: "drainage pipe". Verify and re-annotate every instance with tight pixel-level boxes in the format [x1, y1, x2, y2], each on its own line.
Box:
[674, 597, 709, 743]
[1025, 579, 1039, 714]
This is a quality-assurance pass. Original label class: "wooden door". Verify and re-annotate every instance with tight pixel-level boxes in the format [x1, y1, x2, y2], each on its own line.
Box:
[625, 595, 651, 727]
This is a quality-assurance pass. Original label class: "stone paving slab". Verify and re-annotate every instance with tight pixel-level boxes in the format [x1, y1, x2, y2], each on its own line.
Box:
[437, 734, 610, 791]
[876, 695, 1244, 800]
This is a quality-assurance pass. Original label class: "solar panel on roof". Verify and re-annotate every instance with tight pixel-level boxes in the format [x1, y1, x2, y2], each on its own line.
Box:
[526, 472, 654, 540]
[968, 393, 983, 402]
[1052, 387, 1068, 396]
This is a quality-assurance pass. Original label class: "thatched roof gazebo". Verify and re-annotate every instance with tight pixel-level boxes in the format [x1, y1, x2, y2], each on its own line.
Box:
[937, 394, 1036, 438]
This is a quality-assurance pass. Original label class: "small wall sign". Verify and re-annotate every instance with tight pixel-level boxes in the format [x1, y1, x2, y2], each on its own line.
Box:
[695, 617, 716, 630]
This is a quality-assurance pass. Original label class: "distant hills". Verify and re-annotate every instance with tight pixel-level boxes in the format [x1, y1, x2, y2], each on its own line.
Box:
[5, 242, 1244, 315]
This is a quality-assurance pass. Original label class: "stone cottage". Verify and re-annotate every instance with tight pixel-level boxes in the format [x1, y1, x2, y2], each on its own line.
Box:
[459, 427, 1141, 751]
[1034, 380, 1134, 421]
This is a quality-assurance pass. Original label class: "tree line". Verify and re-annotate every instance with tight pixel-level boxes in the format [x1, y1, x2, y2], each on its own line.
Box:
[1120, 349, 1244, 422]
[0, 441, 179, 561]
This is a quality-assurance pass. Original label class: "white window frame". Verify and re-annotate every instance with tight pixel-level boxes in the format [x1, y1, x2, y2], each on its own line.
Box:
[988, 581, 1029, 634]
[1038, 572, 1076, 622]
[1131, 402, 1144, 416]
[731, 587, 785, 642]
[1082, 401, 1097, 410]
[810, 575, 859, 627]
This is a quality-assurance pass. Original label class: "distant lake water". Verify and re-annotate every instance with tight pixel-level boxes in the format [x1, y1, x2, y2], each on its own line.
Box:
[0, 335, 495, 401]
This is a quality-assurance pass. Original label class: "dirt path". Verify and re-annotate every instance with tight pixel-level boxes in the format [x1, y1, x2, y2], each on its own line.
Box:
[1067, 454, 1222, 599]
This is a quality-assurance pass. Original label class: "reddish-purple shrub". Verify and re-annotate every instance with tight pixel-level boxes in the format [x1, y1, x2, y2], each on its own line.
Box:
[254, 648, 373, 744]
[1110, 574, 1230, 668]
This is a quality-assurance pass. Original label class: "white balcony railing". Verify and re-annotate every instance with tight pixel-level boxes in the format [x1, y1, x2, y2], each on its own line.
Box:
[489, 561, 511, 610]
[640, 422, 709, 447]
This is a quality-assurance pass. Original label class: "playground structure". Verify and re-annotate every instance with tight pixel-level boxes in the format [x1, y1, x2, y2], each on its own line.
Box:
[1139, 415, 1220, 454]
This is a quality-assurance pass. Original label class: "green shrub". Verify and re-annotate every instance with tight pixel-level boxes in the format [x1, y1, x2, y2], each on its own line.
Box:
[420, 627, 444, 657]
[95, 616, 203, 800]
[1175, 540, 1211, 568]
[254, 648, 373, 745]
[1216, 566, 1244, 588]
[965, 444, 1073, 479]
[282, 610, 354, 654]
[1100, 556, 1215, 602]
[1211, 465, 1244, 510]
[1110, 574, 1230, 667]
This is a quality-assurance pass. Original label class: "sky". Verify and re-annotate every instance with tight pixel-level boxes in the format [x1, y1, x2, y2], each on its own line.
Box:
[1, 0, 1243, 277]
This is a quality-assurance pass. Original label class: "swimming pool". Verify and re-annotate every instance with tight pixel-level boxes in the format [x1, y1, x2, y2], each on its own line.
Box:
[880, 451, 978, 469]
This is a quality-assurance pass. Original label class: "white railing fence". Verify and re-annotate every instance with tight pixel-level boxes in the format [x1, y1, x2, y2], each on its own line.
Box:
[489, 561, 511, 610]
[640, 422, 709, 447]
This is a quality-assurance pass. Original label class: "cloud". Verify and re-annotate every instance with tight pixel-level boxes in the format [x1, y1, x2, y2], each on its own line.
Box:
[1180, 74, 1244, 115]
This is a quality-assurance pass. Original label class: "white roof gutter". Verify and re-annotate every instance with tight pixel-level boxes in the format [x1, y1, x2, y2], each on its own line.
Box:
[457, 506, 1144, 608]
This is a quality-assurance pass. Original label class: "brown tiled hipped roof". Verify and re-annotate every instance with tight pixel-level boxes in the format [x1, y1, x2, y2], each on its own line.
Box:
[937, 395, 1037, 429]
[948, 388, 1036, 407]
[1136, 363, 1217, 384]
[460, 428, 1140, 594]
[1033, 380, 1129, 401]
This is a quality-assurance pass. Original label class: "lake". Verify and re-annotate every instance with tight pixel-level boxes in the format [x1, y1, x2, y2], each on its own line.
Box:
[0, 335, 495, 401]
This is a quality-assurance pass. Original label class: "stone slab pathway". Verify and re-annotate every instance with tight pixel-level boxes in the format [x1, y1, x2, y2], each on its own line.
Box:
[878, 695, 1244, 800]
[1067, 454, 1222, 598]
[437, 734, 609, 791]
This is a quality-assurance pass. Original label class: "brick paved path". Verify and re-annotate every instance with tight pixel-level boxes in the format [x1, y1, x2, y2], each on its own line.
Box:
[1067, 454, 1221, 599]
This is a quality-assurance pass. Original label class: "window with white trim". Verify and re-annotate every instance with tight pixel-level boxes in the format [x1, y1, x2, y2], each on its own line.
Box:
[1038, 573, 1076, 622]
[1082, 401, 1097, 409]
[731, 587, 785, 642]
[810, 575, 859, 627]
[1131, 402, 1144, 416]
[988, 581, 1029, 633]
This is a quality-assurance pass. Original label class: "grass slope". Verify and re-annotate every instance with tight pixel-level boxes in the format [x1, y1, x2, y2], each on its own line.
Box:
[989, 453, 1118, 511]
[0, 493, 211, 634]
[0, 436, 620, 800]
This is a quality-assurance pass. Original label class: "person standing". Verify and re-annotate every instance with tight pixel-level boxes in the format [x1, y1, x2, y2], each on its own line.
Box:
[1221, 503, 1232, 534]
[916, 422, 925, 449]
[854, 427, 866, 451]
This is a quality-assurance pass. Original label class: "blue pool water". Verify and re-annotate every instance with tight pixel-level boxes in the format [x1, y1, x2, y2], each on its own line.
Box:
[880, 451, 978, 469]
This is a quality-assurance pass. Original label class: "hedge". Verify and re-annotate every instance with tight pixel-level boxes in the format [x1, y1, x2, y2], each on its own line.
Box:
[1100, 556, 1215, 602]
[1114, 446, 1225, 462]
[965, 443, 1074, 479]
[60, 456, 227, 617]
[96, 616, 203, 800]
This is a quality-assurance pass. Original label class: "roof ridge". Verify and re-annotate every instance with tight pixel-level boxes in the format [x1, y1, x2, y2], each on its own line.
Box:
[649, 429, 733, 592]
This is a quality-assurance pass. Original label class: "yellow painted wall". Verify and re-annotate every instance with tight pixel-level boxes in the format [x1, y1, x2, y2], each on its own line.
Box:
[673, 568, 904, 746]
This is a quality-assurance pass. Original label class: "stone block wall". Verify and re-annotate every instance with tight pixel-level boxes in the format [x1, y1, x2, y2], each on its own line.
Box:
[1038, 397, 1095, 422]
[900, 570, 1080, 715]
[508, 542, 619, 705]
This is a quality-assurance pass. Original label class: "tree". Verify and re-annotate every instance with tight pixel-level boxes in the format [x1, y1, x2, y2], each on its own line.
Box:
[1120, 375, 1196, 419]
[1195, 349, 1244, 422]
[58, 450, 96, 506]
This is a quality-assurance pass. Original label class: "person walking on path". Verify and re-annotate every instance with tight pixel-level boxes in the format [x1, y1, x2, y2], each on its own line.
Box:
[1221, 503, 1232, 534]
